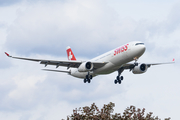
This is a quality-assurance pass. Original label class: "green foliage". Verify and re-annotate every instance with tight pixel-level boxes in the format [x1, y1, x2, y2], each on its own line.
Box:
[66, 102, 171, 120]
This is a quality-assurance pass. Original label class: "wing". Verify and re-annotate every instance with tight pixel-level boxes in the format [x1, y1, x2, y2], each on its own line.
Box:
[5, 52, 107, 69]
[121, 60, 175, 70]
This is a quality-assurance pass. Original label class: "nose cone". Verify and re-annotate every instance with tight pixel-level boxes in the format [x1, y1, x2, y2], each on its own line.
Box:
[134, 44, 146, 58]
[140, 44, 146, 54]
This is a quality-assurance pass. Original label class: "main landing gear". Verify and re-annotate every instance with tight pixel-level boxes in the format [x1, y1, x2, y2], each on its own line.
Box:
[114, 76, 123, 84]
[114, 68, 124, 84]
[84, 73, 93, 83]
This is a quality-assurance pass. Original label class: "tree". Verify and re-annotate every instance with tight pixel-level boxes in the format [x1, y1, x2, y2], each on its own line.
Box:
[66, 102, 171, 120]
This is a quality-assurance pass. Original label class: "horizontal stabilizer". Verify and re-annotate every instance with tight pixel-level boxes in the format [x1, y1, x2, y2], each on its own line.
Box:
[42, 69, 70, 73]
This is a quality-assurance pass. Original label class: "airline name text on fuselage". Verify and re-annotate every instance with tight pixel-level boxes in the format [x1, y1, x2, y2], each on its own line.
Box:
[114, 44, 129, 56]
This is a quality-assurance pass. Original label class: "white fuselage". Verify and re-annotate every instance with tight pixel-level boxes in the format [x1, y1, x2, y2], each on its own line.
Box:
[70, 41, 146, 78]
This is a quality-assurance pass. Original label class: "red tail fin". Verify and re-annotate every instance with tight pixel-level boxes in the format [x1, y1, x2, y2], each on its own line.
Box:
[66, 46, 76, 60]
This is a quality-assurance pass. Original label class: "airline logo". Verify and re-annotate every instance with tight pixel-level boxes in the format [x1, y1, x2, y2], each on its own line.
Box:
[114, 44, 129, 56]
[68, 51, 73, 60]
[66, 46, 76, 60]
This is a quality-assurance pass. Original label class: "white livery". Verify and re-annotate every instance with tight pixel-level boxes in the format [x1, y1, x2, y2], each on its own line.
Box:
[5, 41, 174, 84]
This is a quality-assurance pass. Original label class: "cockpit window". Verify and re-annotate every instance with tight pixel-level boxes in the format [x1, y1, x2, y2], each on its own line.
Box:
[135, 43, 144, 46]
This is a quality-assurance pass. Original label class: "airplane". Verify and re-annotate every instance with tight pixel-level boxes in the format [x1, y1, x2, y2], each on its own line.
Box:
[5, 41, 174, 84]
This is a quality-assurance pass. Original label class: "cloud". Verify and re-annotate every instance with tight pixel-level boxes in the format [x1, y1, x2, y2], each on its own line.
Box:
[0, 0, 180, 120]
[0, 54, 127, 119]
[5, 0, 112, 56]
[5, 0, 179, 59]
[165, 2, 180, 32]
[0, 0, 22, 6]
[5, 0, 151, 58]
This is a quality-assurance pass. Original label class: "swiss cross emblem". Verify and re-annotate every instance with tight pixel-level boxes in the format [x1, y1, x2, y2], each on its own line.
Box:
[69, 51, 73, 60]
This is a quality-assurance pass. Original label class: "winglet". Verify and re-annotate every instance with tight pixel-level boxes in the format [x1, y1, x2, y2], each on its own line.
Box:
[5, 52, 11, 57]
[172, 58, 175, 62]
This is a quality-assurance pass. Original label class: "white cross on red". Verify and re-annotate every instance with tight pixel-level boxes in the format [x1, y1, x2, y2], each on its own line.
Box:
[69, 51, 73, 60]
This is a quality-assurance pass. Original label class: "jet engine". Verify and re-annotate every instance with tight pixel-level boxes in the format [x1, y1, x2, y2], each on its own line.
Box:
[78, 62, 93, 72]
[132, 63, 148, 74]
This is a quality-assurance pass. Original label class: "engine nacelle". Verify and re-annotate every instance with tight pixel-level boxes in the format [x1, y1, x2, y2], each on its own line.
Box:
[78, 62, 93, 72]
[132, 63, 148, 74]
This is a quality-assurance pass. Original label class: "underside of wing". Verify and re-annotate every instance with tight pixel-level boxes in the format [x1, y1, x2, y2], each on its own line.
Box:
[40, 60, 82, 68]
[121, 63, 134, 70]
[91, 61, 108, 69]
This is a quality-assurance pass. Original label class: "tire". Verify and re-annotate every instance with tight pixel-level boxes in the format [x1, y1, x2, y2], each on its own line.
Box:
[84, 79, 86, 83]
[114, 80, 117, 84]
[88, 79, 91, 83]
[121, 76, 123, 80]
[90, 75, 92, 79]
[118, 80, 121, 84]
[116, 76, 120, 80]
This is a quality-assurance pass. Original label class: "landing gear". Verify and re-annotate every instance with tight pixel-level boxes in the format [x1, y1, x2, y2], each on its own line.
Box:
[134, 57, 139, 66]
[88, 79, 91, 83]
[117, 76, 123, 81]
[84, 73, 93, 83]
[114, 80, 117, 84]
[114, 68, 124, 84]
[114, 76, 123, 84]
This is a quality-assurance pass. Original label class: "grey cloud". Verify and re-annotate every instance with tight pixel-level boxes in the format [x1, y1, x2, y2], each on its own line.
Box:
[5, 0, 144, 58]
[5, 0, 170, 59]
[0, 84, 16, 111]
[0, 23, 6, 28]
[146, 2, 180, 35]
[3, 0, 180, 59]
[34, 72, 125, 105]
[0, 0, 22, 6]
[165, 3, 180, 32]
[0, 56, 126, 113]
[0, 0, 65, 6]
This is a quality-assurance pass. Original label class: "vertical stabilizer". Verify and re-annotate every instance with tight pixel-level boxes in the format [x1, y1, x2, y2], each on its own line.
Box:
[66, 46, 76, 60]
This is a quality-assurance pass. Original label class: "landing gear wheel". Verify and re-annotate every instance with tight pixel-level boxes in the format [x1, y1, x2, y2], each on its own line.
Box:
[118, 80, 121, 84]
[84, 73, 93, 83]
[115, 76, 123, 84]
[84, 79, 86, 83]
[88, 79, 91, 83]
[114, 80, 117, 84]
[90, 75, 92, 79]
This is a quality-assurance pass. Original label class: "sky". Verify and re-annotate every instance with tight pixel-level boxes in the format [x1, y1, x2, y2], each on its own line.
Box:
[0, 0, 180, 119]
